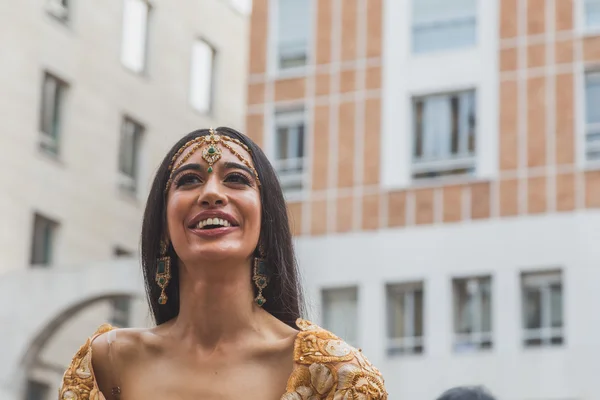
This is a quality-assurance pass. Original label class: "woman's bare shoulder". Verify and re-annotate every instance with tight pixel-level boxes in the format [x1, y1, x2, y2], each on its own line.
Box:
[59, 325, 158, 400]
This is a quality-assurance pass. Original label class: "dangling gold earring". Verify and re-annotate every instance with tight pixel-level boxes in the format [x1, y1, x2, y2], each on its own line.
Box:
[156, 241, 171, 305]
[253, 247, 269, 307]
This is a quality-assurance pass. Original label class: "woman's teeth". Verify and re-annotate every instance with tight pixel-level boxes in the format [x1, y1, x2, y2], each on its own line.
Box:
[196, 218, 232, 229]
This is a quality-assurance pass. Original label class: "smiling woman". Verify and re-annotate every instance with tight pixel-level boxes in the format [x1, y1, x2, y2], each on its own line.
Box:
[58, 127, 387, 400]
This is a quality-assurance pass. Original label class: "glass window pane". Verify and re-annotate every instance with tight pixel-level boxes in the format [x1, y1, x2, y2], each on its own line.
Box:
[296, 125, 305, 159]
[119, 119, 143, 180]
[121, 0, 149, 73]
[413, 0, 476, 22]
[414, 101, 424, 157]
[586, 73, 600, 124]
[413, 289, 424, 337]
[550, 284, 563, 328]
[278, 0, 310, 68]
[450, 96, 460, 154]
[481, 280, 492, 332]
[524, 288, 542, 329]
[31, 214, 57, 266]
[276, 127, 289, 161]
[387, 291, 405, 338]
[190, 40, 215, 113]
[454, 280, 474, 333]
[412, 0, 477, 53]
[40, 73, 65, 142]
[586, 0, 600, 29]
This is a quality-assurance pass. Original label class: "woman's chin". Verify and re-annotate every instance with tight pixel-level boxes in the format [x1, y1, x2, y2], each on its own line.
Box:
[182, 246, 247, 264]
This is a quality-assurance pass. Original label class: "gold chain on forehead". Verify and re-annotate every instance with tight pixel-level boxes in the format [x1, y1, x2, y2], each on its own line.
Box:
[165, 129, 261, 193]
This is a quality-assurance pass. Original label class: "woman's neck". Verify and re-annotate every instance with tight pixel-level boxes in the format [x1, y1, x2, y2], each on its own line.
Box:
[169, 258, 267, 349]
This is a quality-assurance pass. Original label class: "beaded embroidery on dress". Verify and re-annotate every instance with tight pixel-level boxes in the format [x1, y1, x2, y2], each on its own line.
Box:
[58, 319, 387, 400]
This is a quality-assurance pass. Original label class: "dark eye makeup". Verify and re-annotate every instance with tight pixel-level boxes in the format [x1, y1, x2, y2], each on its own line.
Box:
[173, 170, 253, 189]
[225, 172, 252, 186]
[174, 173, 202, 188]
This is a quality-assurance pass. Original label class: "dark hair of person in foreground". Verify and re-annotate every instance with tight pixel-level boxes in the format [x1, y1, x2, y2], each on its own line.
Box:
[437, 386, 497, 400]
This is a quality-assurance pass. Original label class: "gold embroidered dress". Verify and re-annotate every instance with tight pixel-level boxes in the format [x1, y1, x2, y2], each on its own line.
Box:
[59, 319, 387, 400]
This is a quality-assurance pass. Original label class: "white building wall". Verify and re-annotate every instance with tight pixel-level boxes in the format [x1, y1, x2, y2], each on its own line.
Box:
[0, 0, 249, 273]
[381, 0, 500, 189]
[296, 211, 600, 400]
[0, 1, 249, 398]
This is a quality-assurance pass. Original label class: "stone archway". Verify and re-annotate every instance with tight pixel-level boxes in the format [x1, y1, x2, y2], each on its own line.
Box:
[0, 259, 145, 400]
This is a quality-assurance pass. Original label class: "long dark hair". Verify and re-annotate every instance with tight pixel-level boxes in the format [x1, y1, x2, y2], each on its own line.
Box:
[141, 127, 305, 327]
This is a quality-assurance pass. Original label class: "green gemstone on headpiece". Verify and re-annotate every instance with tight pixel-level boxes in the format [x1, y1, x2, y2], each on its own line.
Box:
[208, 146, 216, 154]
[158, 277, 166, 285]
[257, 298, 265, 306]
[208, 166, 213, 173]
[157, 260, 166, 274]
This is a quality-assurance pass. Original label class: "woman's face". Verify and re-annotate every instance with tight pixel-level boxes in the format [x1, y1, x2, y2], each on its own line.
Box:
[165, 138, 261, 267]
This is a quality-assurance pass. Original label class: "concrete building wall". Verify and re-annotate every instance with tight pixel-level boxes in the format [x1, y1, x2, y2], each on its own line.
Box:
[0, 0, 249, 273]
[246, 0, 600, 399]
[0, 1, 249, 399]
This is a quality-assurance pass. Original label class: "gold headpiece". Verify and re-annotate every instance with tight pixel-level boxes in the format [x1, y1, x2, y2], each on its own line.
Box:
[165, 128, 261, 193]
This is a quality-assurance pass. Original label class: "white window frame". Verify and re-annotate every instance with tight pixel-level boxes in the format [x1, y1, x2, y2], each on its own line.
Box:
[412, 89, 477, 180]
[411, 0, 477, 54]
[322, 286, 359, 346]
[46, 0, 69, 21]
[272, 108, 307, 196]
[39, 72, 67, 155]
[386, 282, 424, 356]
[189, 39, 216, 114]
[121, 0, 150, 74]
[452, 276, 492, 352]
[269, 0, 312, 76]
[521, 270, 564, 347]
[118, 117, 144, 195]
[584, 72, 600, 164]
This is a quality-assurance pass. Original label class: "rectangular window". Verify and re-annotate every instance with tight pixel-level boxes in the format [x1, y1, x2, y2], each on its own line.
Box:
[121, 0, 150, 73]
[114, 247, 133, 257]
[585, 0, 600, 29]
[190, 39, 216, 114]
[277, 0, 310, 70]
[111, 297, 131, 327]
[412, 0, 477, 53]
[522, 270, 563, 347]
[46, 0, 69, 21]
[585, 72, 600, 161]
[322, 287, 358, 345]
[413, 90, 476, 179]
[30, 214, 59, 267]
[273, 109, 306, 193]
[39, 72, 68, 155]
[118, 117, 144, 194]
[453, 276, 492, 351]
[386, 282, 424, 356]
[25, 380, 50, 400]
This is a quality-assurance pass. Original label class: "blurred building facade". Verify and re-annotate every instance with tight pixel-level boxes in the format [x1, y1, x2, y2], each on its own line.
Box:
[0, 0, 249, 399]
[246, 0, 600, 399]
